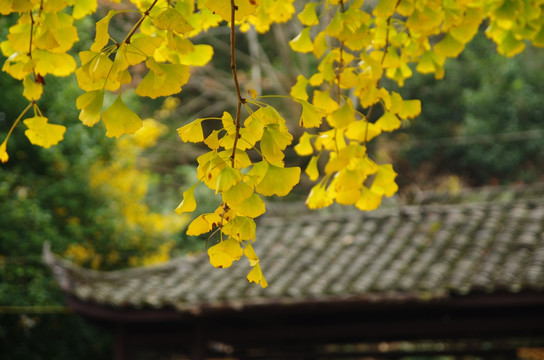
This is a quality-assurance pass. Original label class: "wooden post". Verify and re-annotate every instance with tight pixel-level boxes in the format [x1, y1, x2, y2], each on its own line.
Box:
[191, 322, 206, 360]
[114, 323, 129, 360]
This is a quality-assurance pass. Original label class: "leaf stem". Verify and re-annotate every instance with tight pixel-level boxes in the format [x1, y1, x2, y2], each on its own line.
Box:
[1, 102, 34, 145]
[229, 0, 246, 167]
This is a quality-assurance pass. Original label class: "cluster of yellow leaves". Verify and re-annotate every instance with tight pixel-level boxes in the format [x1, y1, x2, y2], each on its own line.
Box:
[177, 104, 300, 288]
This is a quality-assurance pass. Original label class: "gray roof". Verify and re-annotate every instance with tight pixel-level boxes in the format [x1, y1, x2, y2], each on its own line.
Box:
[45, 184, 544, 313]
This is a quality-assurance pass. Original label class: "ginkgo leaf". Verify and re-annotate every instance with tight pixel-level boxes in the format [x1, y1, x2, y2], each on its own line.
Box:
[222, 216, 256, 241]
[76, 90, 104, 127]
[34, 50, 76, 77]
[204, 0, 260, 22]
[260, 125, 293, 163]
[204, 129, 220, 150]
[289, 27, 313, 53]
[72, 0, 98, 19]
[215, 166, 242, 193]
[306, 183, 334, 209]
[177, 119, 204, 143]
[305, 155, 320, 181]
[177, 44, 214, 66]
[247, 262, 268, 288]
[313, 90, 339, 114]
[152, 7, 194, 35]
[223, 181, 253, 205]
[90, 10, 116, 52]
[250, 161, 300, 196]
[355, 186, 382, 211]
[229, 193, 266, 218]
[175, 184, 197, 214]
[313, 31, 328, 58]
[0, 141, 9, 163]
[207, 238, 243, 268]
[136, 58, 190, 99]
[434, 33, 465, 58]
[345, 120, 382, 142]
[187, 213, 222, 236]
[296, 99, 325, 128]
[371, 164, 398, 196]
[298, 2, 318, 26]
[244, 242, 259, 266]
[22, 75, 43, 101]
[290, 74, 308, 100]
[23, 116, 66, 148]
[294, 132, 316, 156]
[102, 96, 143, 138]
[326, 98, 355, 128]
[375, 111, 401, 132]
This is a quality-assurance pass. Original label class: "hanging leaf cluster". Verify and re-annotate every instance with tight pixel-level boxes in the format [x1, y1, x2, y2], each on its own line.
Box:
[3, 0, 544, 286]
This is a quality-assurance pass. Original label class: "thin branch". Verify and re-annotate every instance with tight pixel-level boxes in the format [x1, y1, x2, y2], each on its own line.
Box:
[229, 0, 246, 167]
[123, 0, 159, 44]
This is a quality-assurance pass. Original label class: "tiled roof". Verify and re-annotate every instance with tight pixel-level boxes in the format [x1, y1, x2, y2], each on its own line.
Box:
[44, 184, 544, 313]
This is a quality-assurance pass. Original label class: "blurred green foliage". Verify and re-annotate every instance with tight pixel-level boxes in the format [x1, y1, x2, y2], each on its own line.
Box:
[395, 31, 544, 186]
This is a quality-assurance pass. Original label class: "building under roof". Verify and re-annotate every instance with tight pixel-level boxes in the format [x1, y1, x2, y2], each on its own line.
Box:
[44, 184, 544, 360]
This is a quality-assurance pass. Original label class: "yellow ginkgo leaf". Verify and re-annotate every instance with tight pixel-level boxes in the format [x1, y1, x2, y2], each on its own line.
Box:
[313, 90, 339, 114]
[222, 216, 256, 241]
[289, 27, 314, 53]
[247, 262, 268, 288]
[22, 75, 43, 101]
[306, 182, 334, 209]
[90, 10, 117, 52]
[290, 74, 308, 100]
[298, 2, 318, 26]
[326, 98, 355, 128]
[244, 242, 259, 266]
[152, 7, 194, 35]
[0, 141, 9, 163]
[215, 166, 242, 193]
[294, 132, 315, 156]
[175, 184, 197, 214]
[207, 238, 243, 268]
[345, 120, 382, 142]
[76, 90, 104, 127]
[229, 193, 266, 218]
[371, 164, 398, 197]
[204, 129, 220, 150]
[260, 125, 293, 163]
[177, 119, 204, 143]
[296, 99, 325, 128]
[251, 161, 301, 196]
[434, 33, 465, 58]
[34, 50, 76, 77]
[23, 116, 66, 149]
[399, 99, 421, 120]
[223, 181, 253, 205]
[187, 213, 222, 236]
[305, 155, 320, 181]
[375, 111, 401, 132]
[204, 0, 260, 22]
[101, 96, 143, 138]
[177, 44, 214, 66]
[135, 58, 190, 99]
[72, 0, 98, 19]
[355, 186, 382, 211]
[313, 31, 328, 58]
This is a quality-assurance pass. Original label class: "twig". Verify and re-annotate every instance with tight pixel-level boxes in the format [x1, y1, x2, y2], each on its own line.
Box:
[229, 0, 246, 167]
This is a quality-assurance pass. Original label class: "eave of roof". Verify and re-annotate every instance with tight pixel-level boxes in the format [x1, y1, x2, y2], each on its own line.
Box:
[44, 184, 544, 318]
